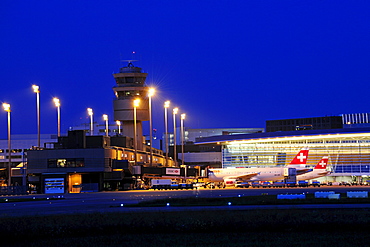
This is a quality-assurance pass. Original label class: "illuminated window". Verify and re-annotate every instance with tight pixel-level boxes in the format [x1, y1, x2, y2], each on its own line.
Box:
[57, 159, 66, 168]
[48, 158, 85, 168]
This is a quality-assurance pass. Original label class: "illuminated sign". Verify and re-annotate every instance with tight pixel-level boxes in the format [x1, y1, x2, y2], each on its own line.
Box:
[45, 178, 65, 194]
[166, 168, 180, 175]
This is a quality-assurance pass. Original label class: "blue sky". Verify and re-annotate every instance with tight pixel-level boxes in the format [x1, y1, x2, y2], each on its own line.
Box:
[1, 0, 369, 140]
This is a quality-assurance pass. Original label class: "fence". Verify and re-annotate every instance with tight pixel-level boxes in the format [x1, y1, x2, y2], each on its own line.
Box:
[0, 186, 28, 195]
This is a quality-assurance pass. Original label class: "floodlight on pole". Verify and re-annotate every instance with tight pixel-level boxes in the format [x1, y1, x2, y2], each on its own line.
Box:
[148, 87, 155, 166]
[164, 100, 170, 166]
[133, 98, 140, 166]
[3, 103, 11, 186]
[32, 85, 40, 147]
[173, 107, 178, 166]
[53, 98, 61, 137]
[103, 114, 109, 136]
[87, 108, 93, 135]
[116, 120, 121, 135]
[180, 113, 186, 167]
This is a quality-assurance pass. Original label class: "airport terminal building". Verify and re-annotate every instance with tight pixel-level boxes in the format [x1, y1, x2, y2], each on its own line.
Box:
[196, 127, 370, 184]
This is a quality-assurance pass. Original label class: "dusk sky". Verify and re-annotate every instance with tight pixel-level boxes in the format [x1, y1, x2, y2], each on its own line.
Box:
[1, 1, 369, 140]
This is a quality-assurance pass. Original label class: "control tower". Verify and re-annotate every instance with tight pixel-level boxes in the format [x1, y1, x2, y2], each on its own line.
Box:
[113, 61, 149, 150]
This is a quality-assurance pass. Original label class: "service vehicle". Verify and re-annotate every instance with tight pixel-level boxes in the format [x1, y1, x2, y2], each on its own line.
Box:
[234, 181, 250, 188]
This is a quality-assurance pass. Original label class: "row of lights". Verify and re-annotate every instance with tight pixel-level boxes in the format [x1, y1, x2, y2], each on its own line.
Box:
[2, 86, 187, 186]
[4, 85, 185, 145]
[85, 88, 187, 167]
[2, 85, 46, 186]
[164, 100, 186, 167]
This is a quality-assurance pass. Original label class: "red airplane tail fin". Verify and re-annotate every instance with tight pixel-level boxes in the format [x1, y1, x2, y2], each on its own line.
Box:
[289, 147, 309, 166]
[314, 156, 329, 169]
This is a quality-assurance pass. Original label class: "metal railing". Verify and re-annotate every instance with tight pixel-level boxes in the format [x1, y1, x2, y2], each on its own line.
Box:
[0, 186, 28, 195]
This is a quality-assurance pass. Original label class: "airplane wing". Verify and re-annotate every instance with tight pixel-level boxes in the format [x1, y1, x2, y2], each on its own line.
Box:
[318, 171, 330, 176]
[225, 173, 260, 181]
[295, 168, 311, 175]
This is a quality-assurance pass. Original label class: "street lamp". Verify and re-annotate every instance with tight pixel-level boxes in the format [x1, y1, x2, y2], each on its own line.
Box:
[3, 103, 11, 186]
[164, 101, 170, 166]
[87, 108, 93, 135]
[133, 99, 140, 166]
[32, 85, 40, 147]
[180, 113, 186, 166]
[173, 107, 178, 166]
[53, 98, 61, 137]
[116, 120, 121, 135]
[148, 88, 155, 166]
[103, 114, 108, 137]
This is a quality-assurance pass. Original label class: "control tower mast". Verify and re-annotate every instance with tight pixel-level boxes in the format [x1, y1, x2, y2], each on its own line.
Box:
[113, 61, 149, 151]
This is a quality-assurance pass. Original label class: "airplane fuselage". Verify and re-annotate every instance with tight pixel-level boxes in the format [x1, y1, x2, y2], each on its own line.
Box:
[297, 170, 330, 181]
[207, 167, 289, 183]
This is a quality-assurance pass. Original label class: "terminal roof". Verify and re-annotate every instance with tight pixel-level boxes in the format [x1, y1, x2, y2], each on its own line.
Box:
[194, 127, 370, 145]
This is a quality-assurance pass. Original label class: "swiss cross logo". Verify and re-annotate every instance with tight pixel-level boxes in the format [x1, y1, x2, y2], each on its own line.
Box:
[297, 153, 307, 162]
[318, 160, 327, 168]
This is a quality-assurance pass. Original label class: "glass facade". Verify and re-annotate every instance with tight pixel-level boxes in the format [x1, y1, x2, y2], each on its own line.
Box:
[222, 132, 370, 177]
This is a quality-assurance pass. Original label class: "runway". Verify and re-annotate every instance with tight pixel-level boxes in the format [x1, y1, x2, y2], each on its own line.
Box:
[1, 186, 370, 217]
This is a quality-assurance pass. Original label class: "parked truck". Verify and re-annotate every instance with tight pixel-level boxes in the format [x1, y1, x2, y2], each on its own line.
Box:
[150, 179, 195, 190]
[151, 179, 172, 190]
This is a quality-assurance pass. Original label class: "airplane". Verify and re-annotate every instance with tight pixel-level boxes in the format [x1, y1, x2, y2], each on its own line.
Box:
[296, 156, 330, 181]
[286, 147, 311, 174]
[207, 167, 296, 185]
[206, 148, 309, 185]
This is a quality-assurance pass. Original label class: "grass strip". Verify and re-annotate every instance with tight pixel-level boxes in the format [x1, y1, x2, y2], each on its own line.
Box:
[2, 208, 370, 246]
[126, 193, 370, 207]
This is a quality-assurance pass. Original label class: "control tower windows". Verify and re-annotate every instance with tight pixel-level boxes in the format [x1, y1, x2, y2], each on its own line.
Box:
[126, 78, 134, 83]
[115, 90, 144, 99]
[115, 77, 145, 85]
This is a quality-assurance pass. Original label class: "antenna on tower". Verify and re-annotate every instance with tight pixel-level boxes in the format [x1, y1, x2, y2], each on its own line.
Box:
[121, 60, 138, 67]
[120, 51, 138, 67]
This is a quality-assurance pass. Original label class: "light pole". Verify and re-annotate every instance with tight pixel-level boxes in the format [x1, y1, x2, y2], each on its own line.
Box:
[3, 103, 11, 187]
[32, 85, 40, 147]
[148, 88, 155, 166]
[87, 108, 93, 135]
[164, 101, 170, 166]
[116, 120, 121, 135]
[173, 107, 178, 166]
[103, 114, 108, 137]
[181, 113, 186, 166]
[133, 99, 140, 166]
[53, 98, 61, 137]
